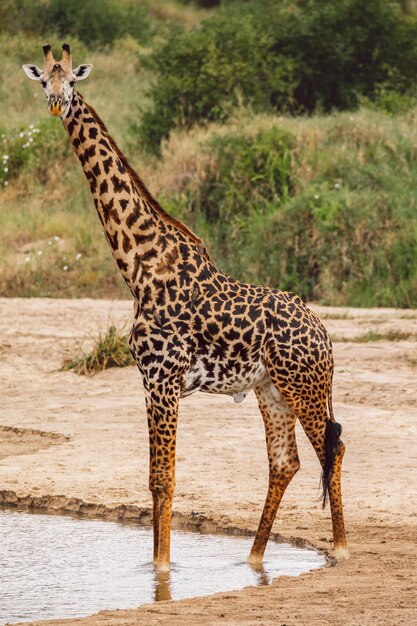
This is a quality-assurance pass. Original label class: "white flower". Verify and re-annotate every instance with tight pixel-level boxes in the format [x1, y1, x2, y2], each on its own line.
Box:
[75, 252, 82, 260]
[2, 155, 9, 160]
[54, 235, 61, 241]
[37, 250, 42, 256]
[25, 256, 30, 263]
[29, 124, 34, 129]
[314, 194, 320, 200]
[4, 181, 8, 186]
[334, 183, 341, 189]
[62, 265, 69, 271]
[3, 167, 8, 173]
[29, 137, 34, 143]
[48, 240, 52, 246]
[19, 132, 25, 138]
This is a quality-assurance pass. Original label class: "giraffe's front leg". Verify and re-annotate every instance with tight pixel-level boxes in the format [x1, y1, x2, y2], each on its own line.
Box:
[146, 379, 181, 572]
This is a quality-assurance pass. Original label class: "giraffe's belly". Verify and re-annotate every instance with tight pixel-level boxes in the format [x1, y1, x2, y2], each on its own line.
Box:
[181, 355, 269, 402]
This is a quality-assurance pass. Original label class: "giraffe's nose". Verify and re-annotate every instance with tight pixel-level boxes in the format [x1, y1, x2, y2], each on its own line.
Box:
[48, 96, 64, 116]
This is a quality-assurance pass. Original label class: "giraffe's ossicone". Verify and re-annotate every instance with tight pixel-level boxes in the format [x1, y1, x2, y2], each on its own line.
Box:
[23, 44, 348, 571]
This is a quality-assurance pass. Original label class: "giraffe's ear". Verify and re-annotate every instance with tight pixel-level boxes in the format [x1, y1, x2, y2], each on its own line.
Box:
[22, 64, 43, 81]
[73, 64, 93, 81]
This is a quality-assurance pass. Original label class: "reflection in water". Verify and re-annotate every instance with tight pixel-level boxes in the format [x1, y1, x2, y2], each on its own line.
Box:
[154, 570, 172, 602]
[248, 562, 270, 587]
[0, 509, 325, 625]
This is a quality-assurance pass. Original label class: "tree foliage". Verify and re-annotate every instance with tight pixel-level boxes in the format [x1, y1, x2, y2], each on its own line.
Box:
[139, 0, 417, 152]
[0, 0, 152, 48]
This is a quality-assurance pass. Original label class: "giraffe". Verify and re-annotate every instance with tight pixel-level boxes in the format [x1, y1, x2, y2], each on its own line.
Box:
[23, 44, 348, 572]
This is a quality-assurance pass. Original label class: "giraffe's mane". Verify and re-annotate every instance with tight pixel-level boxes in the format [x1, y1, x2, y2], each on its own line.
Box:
[80, 94, 209, 257]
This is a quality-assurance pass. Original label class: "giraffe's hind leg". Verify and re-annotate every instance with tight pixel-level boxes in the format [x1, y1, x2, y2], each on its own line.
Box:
[266, 358, 348, 559]
[248, 381, 300, 565]
[300, 407, 348, 558]
[303, 413, 348, 558]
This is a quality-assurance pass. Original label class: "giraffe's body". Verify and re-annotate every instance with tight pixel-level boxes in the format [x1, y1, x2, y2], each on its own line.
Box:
[23, 45, 348, 571]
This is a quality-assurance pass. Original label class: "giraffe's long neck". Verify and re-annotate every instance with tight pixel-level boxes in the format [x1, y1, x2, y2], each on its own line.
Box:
[62, 92, 203, 298]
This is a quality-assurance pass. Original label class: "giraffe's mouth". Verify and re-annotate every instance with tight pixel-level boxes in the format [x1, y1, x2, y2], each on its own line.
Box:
[48, 97, 68, 117]
[48, 103, 66, 116]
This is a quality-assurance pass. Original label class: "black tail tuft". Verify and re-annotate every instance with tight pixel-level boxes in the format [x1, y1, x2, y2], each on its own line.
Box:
[321, 420, 342, 508]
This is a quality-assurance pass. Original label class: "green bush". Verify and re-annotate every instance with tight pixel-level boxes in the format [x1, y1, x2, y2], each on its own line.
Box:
[361, 89, 416, 115]
[0, 0, 45, 35]
[193, 128, 295, 273]
[257, 185, 417, 306]
[201, 127, 294, 216]
[163, 125, 297, 280]
[45, 0, 152, 48]
[139, 0, 417, 152]
[138, 15, 295, 153]
[162, 113, 417, 307]
[275, 0, 417, 112]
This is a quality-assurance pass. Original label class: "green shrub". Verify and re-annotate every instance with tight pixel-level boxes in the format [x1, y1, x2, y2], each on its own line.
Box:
[139, 0, 417, 152]
[0, 0, 45, 35]
[195, 128, 295, 271]
[161, 112, 417, 307]
[138, 16, 295, 153]
[45, 0, 152, 48]
[361, 89, 416, 115]
[275, 0, 417, 112]
[162, 125, 296, 280]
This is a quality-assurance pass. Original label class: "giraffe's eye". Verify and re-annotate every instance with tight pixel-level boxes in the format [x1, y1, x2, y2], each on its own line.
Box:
[69, 81, 75, 88]
[40, 80, 46, 88]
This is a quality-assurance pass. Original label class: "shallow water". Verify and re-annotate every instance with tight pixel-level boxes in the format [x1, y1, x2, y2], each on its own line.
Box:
[0, 508, 325, 625]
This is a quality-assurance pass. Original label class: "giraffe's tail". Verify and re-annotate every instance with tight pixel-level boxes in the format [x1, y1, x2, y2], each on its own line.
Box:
[321, 419, 342, 508]
[321, 365, 342, 508]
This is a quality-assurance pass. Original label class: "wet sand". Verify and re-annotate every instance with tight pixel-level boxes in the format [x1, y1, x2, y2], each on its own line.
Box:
[0, 297, 416, 625]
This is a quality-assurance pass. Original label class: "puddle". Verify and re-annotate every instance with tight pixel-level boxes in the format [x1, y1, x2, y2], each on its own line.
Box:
[0, 508, 326, 625]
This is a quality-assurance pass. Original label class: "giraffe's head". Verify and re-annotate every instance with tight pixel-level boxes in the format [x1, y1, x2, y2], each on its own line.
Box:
[22, 43, 92, 117]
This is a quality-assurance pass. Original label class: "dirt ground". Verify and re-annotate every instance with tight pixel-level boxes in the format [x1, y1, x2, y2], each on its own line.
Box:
[0, 297, 416, 626]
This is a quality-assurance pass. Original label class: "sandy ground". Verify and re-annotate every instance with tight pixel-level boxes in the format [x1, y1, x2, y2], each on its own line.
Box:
[0, 297, 416, 626]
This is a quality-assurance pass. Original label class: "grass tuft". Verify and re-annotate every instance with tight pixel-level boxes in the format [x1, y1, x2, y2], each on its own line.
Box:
[62, 324, 133, 376]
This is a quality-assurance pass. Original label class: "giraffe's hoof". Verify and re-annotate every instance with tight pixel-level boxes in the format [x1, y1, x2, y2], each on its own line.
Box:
[334, 546, 350, 560]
